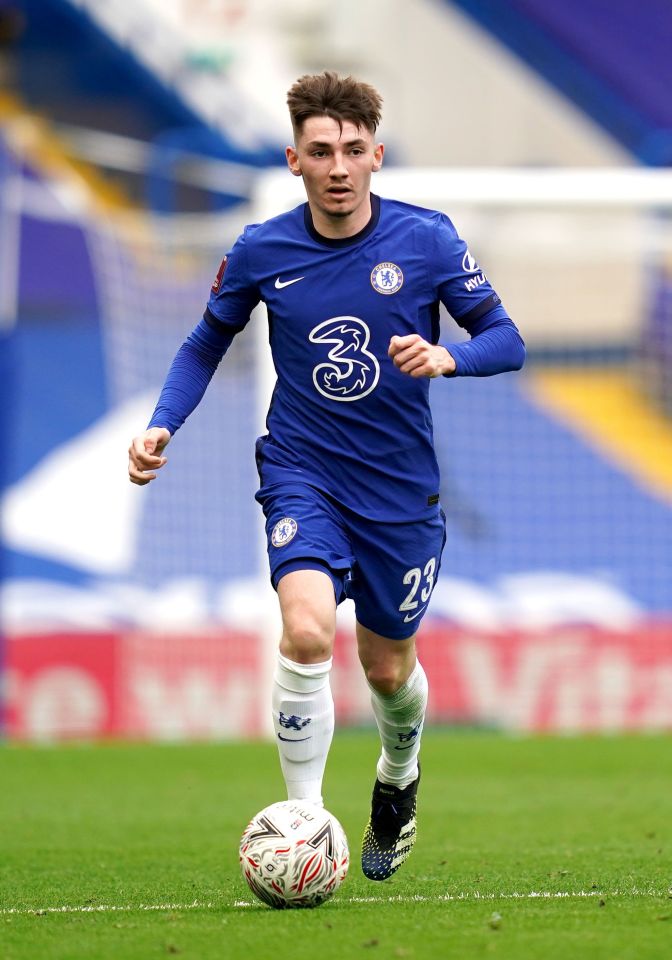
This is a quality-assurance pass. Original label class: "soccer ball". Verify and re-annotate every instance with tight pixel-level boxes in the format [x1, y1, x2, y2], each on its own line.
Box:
[239, 800, 349, 909]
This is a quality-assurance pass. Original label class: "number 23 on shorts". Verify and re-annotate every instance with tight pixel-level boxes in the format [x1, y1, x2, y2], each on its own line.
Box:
[398, 557, 437, 623]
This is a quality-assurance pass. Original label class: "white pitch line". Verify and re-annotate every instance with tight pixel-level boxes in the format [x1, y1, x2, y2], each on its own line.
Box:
[235, 888, 668, 907]
[2, 888, 669, 917]
[0, 900, 214, 917]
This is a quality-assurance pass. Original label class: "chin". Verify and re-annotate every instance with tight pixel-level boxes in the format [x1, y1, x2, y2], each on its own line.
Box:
[324, 200, 356, 218]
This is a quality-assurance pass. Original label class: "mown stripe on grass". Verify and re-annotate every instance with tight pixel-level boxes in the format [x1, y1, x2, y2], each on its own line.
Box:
[2, 888, 669, 916]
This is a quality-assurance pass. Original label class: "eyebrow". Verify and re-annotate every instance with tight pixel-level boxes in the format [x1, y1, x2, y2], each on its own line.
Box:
[305, 138, 367, 149]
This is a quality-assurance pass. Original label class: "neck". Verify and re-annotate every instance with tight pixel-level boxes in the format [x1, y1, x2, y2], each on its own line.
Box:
[309, 195, 372, 239]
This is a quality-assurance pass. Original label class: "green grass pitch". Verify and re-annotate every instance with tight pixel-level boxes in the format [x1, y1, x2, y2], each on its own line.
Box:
[1, 731, 671, 960]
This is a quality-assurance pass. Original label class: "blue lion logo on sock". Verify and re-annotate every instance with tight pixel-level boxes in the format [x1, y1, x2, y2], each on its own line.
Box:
[394, 726, 420, 750]
[278, 712, 311, 731]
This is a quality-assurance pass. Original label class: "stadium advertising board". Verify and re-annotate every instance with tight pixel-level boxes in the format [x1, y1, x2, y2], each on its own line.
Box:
[6, 623, 672, 739]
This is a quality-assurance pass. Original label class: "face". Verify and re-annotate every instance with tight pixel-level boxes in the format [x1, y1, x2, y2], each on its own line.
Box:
[286, 116, 384, 236]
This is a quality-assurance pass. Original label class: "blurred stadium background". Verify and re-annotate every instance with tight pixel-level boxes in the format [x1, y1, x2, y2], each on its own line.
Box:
[1, 0, 671, 741]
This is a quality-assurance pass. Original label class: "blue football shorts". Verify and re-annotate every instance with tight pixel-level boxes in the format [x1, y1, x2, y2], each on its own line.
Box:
[257, 483, 446, 640]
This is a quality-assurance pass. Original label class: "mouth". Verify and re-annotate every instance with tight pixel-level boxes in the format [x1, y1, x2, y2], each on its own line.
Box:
[326, 186, 353, 199]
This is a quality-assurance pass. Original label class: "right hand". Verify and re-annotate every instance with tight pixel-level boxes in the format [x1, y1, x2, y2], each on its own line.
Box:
[128, 427, 171, 485]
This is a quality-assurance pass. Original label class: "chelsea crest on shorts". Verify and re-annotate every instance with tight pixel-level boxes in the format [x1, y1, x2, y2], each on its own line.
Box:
[271, 517, 298, 547]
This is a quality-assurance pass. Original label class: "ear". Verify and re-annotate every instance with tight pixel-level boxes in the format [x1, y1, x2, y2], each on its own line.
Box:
[372, 142, 384, 173]
[286, 145, 302, 177]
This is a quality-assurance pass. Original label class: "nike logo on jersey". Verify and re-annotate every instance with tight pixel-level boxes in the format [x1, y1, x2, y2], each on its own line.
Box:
[277, 734, 312, 742]
[275, 276, 305, 289]
[403, 605, 428, 623]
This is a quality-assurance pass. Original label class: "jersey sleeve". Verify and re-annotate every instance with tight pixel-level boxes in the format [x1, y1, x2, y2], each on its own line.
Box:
[147, 228, 260, 434]
[428, 213, 503, 327]
[425, 213, 525, 377]
[443, 309, 526, 377]
[204, 227, 261, 334]
[147, 318, 234, 433]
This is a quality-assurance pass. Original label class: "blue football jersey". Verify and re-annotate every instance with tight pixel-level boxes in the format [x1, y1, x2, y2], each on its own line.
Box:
[205, 194, 507, 522]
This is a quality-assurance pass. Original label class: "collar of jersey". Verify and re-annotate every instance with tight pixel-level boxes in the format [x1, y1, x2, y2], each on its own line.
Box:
[303, 193, 380, 247]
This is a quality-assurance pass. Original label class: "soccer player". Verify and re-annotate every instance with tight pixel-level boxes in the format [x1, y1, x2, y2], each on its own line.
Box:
[128, 72, 525, 881]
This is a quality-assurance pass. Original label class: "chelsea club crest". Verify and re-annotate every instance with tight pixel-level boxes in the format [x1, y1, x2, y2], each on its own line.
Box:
[271, 517, 298, 548]
[370, 262, 403, 295]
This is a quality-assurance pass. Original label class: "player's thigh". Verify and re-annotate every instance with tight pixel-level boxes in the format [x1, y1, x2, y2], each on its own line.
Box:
[347, 508, 446, 640]
[278, 568, 338, 663]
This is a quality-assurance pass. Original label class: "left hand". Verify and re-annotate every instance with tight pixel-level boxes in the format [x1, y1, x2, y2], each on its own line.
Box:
[388, 334, 456, 378]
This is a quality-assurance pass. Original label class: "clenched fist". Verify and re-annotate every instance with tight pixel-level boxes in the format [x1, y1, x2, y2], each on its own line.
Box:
[128, 427, 171, 485]
[388, 334, 456, 378]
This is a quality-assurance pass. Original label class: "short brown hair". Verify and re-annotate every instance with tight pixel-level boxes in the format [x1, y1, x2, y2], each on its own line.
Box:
[287, 71, 383, 137]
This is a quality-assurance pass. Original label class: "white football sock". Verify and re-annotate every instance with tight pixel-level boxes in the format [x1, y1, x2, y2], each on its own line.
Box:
[272, 653, 334, 806]
[369, 661, 428, 789]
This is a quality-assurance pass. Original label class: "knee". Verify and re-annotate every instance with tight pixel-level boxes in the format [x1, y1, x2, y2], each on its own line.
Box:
[281, 615, 333, 663]
[363, 660, 408, 696]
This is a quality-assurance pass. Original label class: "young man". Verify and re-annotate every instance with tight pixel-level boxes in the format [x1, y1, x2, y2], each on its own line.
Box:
[128, 72, 525, 881]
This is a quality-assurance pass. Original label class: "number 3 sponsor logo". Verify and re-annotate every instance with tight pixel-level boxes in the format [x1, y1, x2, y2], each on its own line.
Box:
[309, 316, 380, 402]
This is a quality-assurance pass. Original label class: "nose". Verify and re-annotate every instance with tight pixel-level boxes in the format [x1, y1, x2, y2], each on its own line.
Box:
[329, 152, 348, 178]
